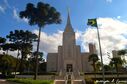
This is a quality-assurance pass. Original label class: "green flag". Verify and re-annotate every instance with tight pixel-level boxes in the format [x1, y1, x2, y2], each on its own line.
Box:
[87, 19, 97, 27]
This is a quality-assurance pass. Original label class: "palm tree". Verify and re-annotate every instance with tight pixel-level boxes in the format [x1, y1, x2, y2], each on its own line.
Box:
[118, 49, 127, 63]
[19, 2, 61, 79]
[96, 61, 101, 72]
[110, 57, 123, 77]
[103, 65, 111, 72]
[89, 54, 99, 78]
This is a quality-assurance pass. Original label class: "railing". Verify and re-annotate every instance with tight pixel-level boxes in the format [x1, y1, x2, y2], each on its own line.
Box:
[65, 71, 73, 84]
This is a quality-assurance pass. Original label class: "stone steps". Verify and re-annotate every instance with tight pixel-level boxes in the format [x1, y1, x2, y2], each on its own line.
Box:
[54, 80, 86, 84]
[54, 80, 65, 84]
[73, 80, 85, 84]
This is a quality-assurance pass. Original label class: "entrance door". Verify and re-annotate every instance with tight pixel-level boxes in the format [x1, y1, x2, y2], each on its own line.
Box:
[66, 64, 73, 72]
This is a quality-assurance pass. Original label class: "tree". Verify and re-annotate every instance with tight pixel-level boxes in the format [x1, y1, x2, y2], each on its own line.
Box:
[118, 50, 127, 56]
[32, 51, 44, 62]
[1, 43, 12, 54]
[96, 61, 102, 72]
[6, 30, 38, 74]
[39, 62, 46, 73]
[0, 37, 6, 44]
[110, 57, 123, 77]
[118, 49, 127, 63]
[0, 54, 17, 75]
[19, 2, 61, 79]
[0, 37, 6, 50]
[25, 51, 44, 73]
[104, 65, 111, 72]
[89, 54, 99, 77]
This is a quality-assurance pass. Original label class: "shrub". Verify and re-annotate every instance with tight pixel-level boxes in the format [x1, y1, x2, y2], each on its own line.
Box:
[85, 77, 94, 84]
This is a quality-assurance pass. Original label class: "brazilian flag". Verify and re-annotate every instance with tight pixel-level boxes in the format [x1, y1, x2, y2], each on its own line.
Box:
[87, 19, 97, 27]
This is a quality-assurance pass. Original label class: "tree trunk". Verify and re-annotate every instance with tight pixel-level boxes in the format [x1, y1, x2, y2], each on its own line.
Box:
[19, 50, 24, 74]
[115, 64, 119, 78]
[34, 27, 41, 80]
[15, 50, 20, 77]
[93, 62, 96, 78]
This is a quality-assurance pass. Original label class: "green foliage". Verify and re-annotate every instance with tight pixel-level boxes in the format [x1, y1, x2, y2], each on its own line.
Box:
[109, 57, 124, 77]
[26, 51, 45, 73]
[85, 77, 94, 84]
[0, 54, 18, 75]
[104, 65, 111, 71]
[0, 37, 6, 50]
[0, 37, 6, 44]
[96, 61, 102, 72]
[31, 51, 44, 62]
[118, 49, 127, 64]
[6, 30, 38, 45]
[89, 54, 99, 72]
[38, 62, 46, 72]
[8, 78, 53, 84]
[89, 54, 99, 62]
[110, 57, 123, 67]
[19, 2, 61, 79]
[6, 30, 38, 74]
[118, 50, 127, 56]
[0, 43, 15, 54]
[19, 2, 61, 28]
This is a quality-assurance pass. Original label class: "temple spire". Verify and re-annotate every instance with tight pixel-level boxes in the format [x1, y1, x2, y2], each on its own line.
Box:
[65, 9, 74, 32]
[67, 9, 71, 26]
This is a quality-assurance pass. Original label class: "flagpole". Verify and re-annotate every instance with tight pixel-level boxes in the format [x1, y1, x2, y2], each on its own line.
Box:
[96, 21, 105, 81]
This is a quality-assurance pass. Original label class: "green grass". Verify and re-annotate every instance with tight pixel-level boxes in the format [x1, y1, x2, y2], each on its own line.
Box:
[7, 78, 53, 84]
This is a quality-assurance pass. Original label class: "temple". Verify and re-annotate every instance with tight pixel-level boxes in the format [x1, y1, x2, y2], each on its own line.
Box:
[47, 13, 96, 75]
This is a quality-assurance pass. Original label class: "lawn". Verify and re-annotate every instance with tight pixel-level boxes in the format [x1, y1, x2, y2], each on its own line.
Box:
[7, 78, 53, 84]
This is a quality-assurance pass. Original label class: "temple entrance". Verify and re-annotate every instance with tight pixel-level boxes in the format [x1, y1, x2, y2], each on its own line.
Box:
[66, 64, 73, 72]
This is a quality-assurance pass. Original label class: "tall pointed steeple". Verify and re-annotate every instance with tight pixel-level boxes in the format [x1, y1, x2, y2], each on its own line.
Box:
[64, 10, 74, 32]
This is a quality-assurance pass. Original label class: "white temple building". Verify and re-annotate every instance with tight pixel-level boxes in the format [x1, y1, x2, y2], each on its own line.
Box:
[47, 13, 97, 75]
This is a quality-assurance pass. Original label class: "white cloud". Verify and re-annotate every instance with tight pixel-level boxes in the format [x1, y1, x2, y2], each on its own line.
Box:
[81, 18, 127, 64]
[4, 17, 127, 64]
[32, 29, 83, 60]
[13, 8, 20, 20]
[105, 0, 112, 3]
[33, 29, 82, 53]
[13, 8, 28, 23]
[0, 6, 5, 13]
[0, 50, 20, 58]
[0, 0, 10, 13]
[117, 16, 121, 19]
[4, 0, 10, 8]
[32, 18, 127, 64]
[33, 30, 63, 53]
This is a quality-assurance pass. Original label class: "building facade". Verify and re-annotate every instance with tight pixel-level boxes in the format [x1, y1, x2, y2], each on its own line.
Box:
[47, 13, 96, 74]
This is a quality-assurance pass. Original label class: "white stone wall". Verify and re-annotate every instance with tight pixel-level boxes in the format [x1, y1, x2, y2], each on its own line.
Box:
[58, 46, 63, 72]
[81, 53, 93, 72]
[47, 53, 58, 72]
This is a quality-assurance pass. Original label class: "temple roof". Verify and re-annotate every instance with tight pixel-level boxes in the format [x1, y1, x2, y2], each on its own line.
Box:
[64, 12, 74, 32]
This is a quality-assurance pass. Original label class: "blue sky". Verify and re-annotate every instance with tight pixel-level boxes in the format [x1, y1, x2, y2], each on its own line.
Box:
[1, 0, 127, 37]
[1, 0, 127, 63]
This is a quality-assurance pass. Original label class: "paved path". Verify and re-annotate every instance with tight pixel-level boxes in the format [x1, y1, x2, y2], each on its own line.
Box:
[0, 79, 20, 84]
